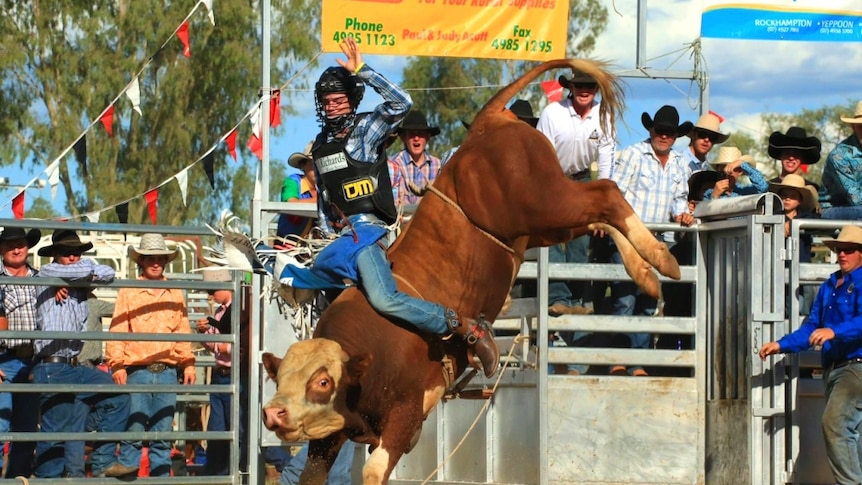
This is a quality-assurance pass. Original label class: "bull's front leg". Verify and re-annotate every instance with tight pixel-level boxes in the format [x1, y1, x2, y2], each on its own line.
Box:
[300, 434, 349, 485]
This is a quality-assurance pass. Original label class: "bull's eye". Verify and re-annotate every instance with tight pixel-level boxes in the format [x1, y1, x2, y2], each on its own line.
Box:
[318, 378, 330, 389]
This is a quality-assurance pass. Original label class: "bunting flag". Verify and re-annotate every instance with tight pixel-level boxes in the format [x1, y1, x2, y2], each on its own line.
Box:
[270, 90, 281, 128]
[226, 129, 238, 161]
[144, 189, 159, 224]
[202, 152, 216, 189]
[12, 192, 25, 219]
[177, 21, 191, 58]
[73, 135, 88, 177]
[247, 133, 263, 160]
[126, 77, 143, 117]
[541, 80, 563, 103]
[201, 0, 215, 25]
[175, 167, 189, 206]
[85, 212, 100, 223]
[116, 202, 129, 224]
[45, 159, 61, 201]
[708, 110, 725, 123]
[100, 105, 115, 137]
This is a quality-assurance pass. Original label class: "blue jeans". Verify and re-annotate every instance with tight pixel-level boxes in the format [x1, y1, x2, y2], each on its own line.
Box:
[121, 367, 178, 476]
[822, 206, 862, 221]
[609, 244, 653, 352]
[0, 351, 38, 478]
[281, 441, 354, 485]
[356, 244, 448, 334]
[822, 363, 862, 484]
[32, 361, 131, 477]
[205, 370, 247, 474]
[548, 236, 589, 307]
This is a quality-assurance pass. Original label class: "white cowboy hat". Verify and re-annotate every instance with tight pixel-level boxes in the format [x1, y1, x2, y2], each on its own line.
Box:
[288, 141, 314, 169]
[710, 146, 753, 167]
[767, 174, 815, 213]
[823, 225, 862, 251]
[840, 101, 862, 124]
[689, 113, 730, 144]
[129, 233, 179, 264]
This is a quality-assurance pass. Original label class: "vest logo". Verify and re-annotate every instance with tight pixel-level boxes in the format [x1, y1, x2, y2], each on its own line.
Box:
[342, 177, 375, 200]
[316, 153, 348, 174]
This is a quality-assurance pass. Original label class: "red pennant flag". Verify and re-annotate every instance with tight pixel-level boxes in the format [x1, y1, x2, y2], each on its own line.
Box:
[270, 90, 281, 128]
[100, 105, 115, 137]
[12, 192, 25, 219]
[144, 188, 159, 224]
[226, 130, 238, 161]
[708, 110, 725, 123]
[177, 21, 191, 58]
[799, 164, 809, 174]
[247, 133, 263, 160]
[541, 80, 563, 103]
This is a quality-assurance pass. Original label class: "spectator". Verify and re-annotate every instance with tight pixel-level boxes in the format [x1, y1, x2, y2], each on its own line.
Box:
[820, 101, 862, 220]
[759, 224, 862, 484]
[388, 110, 442, 205]
[682, 113, 729, 174]
[276, 141, 318, 241]
[195, 267, 249, 475]
[703, 146, 768, 199]
[609, 105, 695, 376]
[0, 227, 41, 478]
[767, 126, 822, 192]
[32, 229, 136, 478]
[108, 233, 197, 477]
[279, 38, 499, 377]
[537, 70, 614, 321]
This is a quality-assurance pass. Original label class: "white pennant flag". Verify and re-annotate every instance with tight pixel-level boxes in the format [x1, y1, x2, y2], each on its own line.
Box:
[249, 103, 262, 138]
[125, 77, 142, 117]
[85, 212, 100, 223]
[175, 168, 190, 206]
[201, 0, 215, 25]
[45, 159, 61, 200]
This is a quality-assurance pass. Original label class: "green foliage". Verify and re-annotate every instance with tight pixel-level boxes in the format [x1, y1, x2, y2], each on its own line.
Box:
[0, 0, 319, 225]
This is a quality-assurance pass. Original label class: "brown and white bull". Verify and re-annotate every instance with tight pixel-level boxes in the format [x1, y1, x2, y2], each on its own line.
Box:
[262, 58, 681, 484]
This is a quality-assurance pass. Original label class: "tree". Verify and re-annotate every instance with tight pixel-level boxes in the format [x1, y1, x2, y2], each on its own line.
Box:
[399, 0, 609, 154]
[0, 0, 318, 225]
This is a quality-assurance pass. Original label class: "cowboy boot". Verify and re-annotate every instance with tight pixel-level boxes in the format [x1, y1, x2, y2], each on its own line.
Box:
[445, 308, 500, 378]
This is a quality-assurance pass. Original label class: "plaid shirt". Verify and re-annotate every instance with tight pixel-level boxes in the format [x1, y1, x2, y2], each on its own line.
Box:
[388, 150, 443, 205]
[0, 264, 38, 348]
[612, 139, 689, 224]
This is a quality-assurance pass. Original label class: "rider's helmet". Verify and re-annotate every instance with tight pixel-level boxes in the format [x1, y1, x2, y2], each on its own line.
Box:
[314, 66, 365, 133]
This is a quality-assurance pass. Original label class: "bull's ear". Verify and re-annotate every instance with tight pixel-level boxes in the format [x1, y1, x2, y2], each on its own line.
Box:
[344, 353, 372, 382]
[262, 352, 283, 381]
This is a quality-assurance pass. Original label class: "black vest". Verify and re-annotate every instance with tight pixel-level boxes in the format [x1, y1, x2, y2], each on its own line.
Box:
[313, 121, 397, 224]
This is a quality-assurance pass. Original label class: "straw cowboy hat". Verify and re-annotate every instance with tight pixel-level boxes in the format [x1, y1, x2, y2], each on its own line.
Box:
[129, 233, 179, 264]
[710, 146, 754, 167]
[37, 229, 93, 257]
[558, 70, 597, 89]
[840, 101, 862, 124]
[641, 105, 693, 137]
[396, 111, 440, 137]
[508, 99, 538, 127]
[287, 141, 314, 169]
[689, 113, 730, 144]
[0, 227, 41, 248]
[822, 225, 862, 251]
[767, 126, 821, 164]
[768, 174, 816, 213]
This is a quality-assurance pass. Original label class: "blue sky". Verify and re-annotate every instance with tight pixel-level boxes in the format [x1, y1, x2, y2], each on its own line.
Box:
[3, 0, 861, 219]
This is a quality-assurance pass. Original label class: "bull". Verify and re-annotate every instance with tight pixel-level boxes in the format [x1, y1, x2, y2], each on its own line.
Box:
[262, 58, 681, 484]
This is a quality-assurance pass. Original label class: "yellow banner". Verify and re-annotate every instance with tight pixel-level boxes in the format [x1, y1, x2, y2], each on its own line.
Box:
[321, 0, 570, 61]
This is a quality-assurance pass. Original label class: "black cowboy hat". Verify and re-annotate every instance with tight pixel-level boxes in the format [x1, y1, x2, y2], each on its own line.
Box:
[396, 111, 440, 137]
[687, 170, 719, 202]
[641, 105, 693, 138]
[767, 126, 821, 165]
[0, 227, 41, 248]
[508, 99, 538, 127]
[558, 71, 597, 89]
[37, 229, 94, 257]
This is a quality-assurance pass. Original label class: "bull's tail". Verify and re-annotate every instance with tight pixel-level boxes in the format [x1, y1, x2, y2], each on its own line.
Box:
[472, 59, 624, 138]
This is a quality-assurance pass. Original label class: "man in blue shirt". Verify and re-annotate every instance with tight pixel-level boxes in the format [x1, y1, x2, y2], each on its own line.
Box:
[760, 224, 862, 484]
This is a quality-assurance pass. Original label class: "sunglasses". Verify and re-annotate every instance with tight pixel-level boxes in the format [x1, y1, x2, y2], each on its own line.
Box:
[653, 127, 678, 137]
[573, 82, 598, 90]
[835, 247, 861, 255]
[695, 129, 721, 143]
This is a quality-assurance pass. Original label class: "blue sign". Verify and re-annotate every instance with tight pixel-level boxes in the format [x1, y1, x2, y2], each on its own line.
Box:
[702, 2, 862, 42]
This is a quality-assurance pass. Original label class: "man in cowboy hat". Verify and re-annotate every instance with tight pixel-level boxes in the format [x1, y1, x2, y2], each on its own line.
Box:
[767, 126, 821, 187]
[683, 112, 730, 174]
[820, 101, 862, 220]
[608, 105, 695, 376]
[0, 226, 42, 478]
[760, 224, 862, 484]
[108, 233, 196, 476]
[31, 229, 137, 478]
[276, 140, 318, 240]
[388, 110, 442, 205]
[703, 146, 768, 199]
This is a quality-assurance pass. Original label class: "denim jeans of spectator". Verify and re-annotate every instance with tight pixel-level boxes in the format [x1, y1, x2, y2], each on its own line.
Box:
[548, 236, 590, 308]
[204, 370, 248, 474]
[121, 367, 178, 476]
[281, 440, 355, 485]
[609, 243, 654, 351]
[32, 362, 131, 477]
[0, 352, 38, 478]
[356, 244, 448, 335]
[822, 206, 862, 221]
[822, 363, 862, 485]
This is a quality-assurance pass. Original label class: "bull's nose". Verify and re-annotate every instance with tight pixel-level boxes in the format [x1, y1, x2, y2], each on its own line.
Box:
[263, 405, 288, 430]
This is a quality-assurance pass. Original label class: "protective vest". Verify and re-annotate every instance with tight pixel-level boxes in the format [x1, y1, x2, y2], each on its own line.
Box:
[313, 121, 397, 224]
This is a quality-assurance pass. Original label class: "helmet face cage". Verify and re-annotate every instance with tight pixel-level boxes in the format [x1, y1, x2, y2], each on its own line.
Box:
[314, 67, 365, 132]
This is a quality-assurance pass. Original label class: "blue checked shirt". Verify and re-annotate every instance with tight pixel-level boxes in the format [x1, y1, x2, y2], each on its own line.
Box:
[316, 64, 412, 231]
[820, 134, 862, 210]
[34, 259, 115, 359]
[703, 162, 769, 200]
[388, 150, 443, 205]
[0, 264, 38, 348]
[612, 139, 689, 225]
